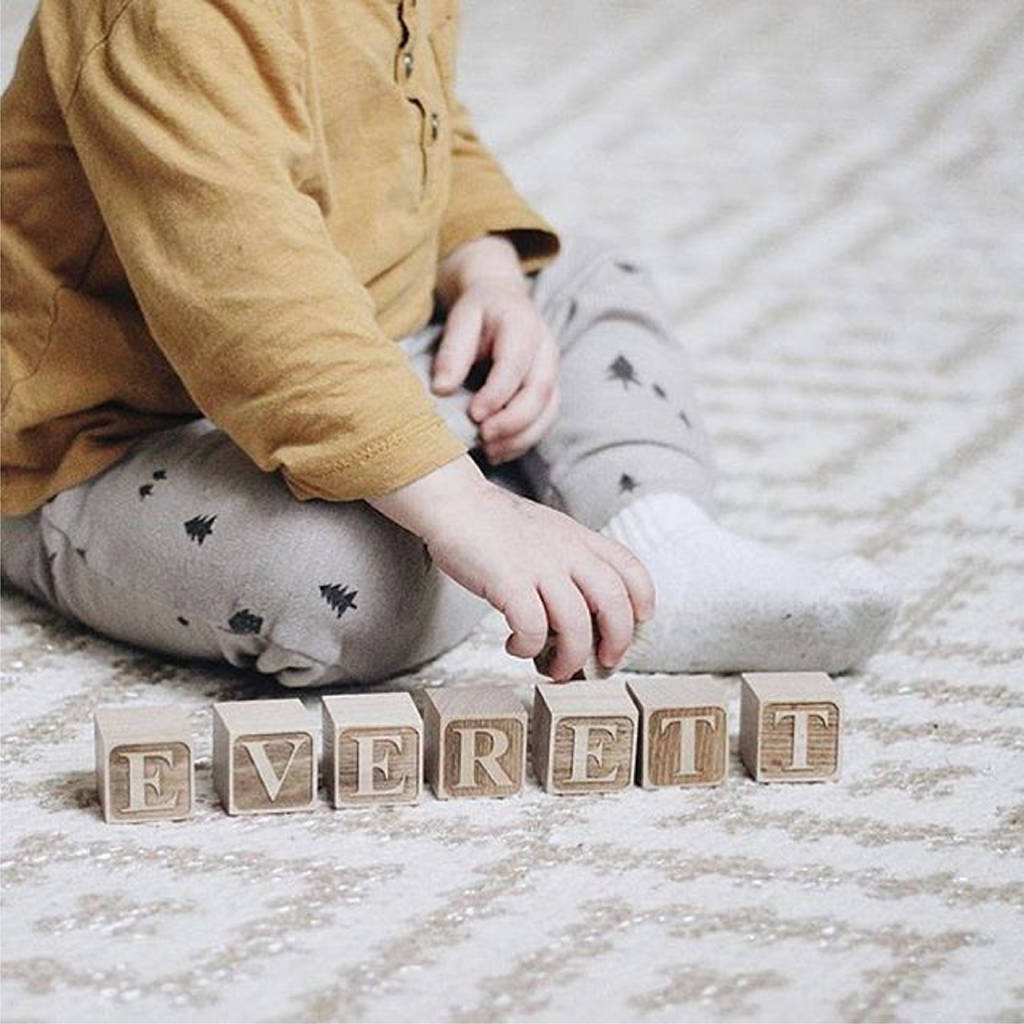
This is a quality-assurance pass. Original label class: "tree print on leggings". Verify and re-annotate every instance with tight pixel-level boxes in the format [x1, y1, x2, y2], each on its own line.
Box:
[606, 354, 642, 389]
[320, 583, 358, 619]
[184, 514, 217, 545]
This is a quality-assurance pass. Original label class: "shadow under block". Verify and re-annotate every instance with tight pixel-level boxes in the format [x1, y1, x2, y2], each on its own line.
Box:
[95, 706, 195, 823]
[626, 675, 728, 788]
[739, 671, 842, 782]
[423, 687, 527, 799]
[213, 699, 317, 815]
[322, 692, 422, 807]
[532, 680, 639, 795]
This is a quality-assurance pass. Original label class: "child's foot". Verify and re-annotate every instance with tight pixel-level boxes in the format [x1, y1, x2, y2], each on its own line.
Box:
[600, 492, 903, 675]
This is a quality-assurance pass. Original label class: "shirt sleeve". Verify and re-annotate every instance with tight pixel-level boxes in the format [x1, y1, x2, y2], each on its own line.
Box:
[58, 0, 468, 502]
[439, 95, 562, 274]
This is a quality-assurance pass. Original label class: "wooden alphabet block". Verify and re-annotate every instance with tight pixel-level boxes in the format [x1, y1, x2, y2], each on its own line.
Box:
[627, 675, 728, 788]
[213, 699, 317, 814]
[322, 692, 422, 807]
[423, 687, 527, 799]
[94, 705, 194, 823]
[532, 680, 638, 794]
[739, 671, 842, 782]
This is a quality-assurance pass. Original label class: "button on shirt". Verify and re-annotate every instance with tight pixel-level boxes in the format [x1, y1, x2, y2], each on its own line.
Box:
[0, 0, 561, 517]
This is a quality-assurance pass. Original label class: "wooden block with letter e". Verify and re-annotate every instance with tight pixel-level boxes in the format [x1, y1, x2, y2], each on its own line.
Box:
[627, 675, 728, 788]
[532, 680, 638, 795]
[323, 692, 422, 807]
[213, 699, 317, 814]
[739, 671, 842, 782]
[423, 687, 527, 799]
[95, 705, 194, 823]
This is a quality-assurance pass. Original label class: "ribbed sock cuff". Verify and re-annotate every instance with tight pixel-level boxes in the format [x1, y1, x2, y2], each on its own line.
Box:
[599, 490, 717, 548]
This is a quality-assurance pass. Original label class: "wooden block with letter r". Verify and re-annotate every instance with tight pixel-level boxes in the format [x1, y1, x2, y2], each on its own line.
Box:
[94, 705, 194, 823]
[322, 692, 422, 807]
[213, 699, 317, 814]
[739, 671, 842, 782]
[423, 687, 527, 799]
[532, 680, 638, 794]
[627, 675, 728, 788]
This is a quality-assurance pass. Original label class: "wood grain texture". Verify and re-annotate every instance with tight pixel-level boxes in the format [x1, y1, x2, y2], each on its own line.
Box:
[213, 699, 317, 815]
[94, 706, 194, 824]
[323, 692, 422, 807]
[739, 672, 842, 782]
[533, 681, 638, 794]
[423, 688, 527, 799]
[627, 676, 728, 788]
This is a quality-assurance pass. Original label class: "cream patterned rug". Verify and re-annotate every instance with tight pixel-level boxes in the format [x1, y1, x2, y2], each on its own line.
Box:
[2, 2, 1023, 1021]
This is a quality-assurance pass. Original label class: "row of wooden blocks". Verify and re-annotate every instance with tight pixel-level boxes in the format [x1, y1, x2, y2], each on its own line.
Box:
[94, 671, 843, 822]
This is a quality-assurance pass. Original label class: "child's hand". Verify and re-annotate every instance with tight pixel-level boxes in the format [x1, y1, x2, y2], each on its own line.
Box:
[368, 454, 656, 681]
[433, 235, 560, 465]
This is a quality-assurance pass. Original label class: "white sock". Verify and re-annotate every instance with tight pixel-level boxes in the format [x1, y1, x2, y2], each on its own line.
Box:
[597, 491, 904, 675]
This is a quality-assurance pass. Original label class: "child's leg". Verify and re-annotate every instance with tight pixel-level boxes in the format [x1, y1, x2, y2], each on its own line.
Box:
[515, 232, 903, 674]
[0, 391, 494, 689]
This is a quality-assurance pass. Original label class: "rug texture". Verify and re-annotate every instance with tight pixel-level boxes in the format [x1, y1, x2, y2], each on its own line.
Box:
[2, 2, 1022, 1021]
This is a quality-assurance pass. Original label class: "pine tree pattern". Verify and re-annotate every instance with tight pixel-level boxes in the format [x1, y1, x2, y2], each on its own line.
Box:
[184, 514, 217, 545]
[607, 354, 642, 389]
[652, 382, 667, 399]
[615, 260, 639, 273]
[678, 409, 691, 428]
[565, 297, 578, 325]
[227, 608, 263, 634]
[152, 469, 167, 480]
[138, 483, 154, 500]
[619, 472, 639, 493]
[177, 616, 190, 627]
[320, 583, 358, 619]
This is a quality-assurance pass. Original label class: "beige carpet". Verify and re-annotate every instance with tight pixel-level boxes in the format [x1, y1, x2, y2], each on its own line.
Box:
[2, 1, 1023, 1021]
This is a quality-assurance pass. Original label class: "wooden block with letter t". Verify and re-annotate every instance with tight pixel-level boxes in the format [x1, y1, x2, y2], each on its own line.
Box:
[739, 671, 842, 782]
[423, 687, 527, 799]
[95, 705, 194, 823]
[627, 675, 728, 788]
[322, 692, 422, 807]
[213, 699, 317, 814]
[532, 680, 639, 795]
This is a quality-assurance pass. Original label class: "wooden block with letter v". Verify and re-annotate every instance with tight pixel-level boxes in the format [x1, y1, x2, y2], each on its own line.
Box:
[423, 687, 527, 799]
[627, 675, 728, 788]
[323, 692, 422, 807]
[213, 699, 317, 814]
[95, 705, 194, 823]
[739, 671, 842, 782]
[532, 679, 638, 795]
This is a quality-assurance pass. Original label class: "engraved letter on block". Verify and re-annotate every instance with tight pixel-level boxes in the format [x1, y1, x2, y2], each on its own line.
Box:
[423, 687, 527, 799]
[94, 705, 194, 823]
[532, 680, 638, 795]
[739, 671, 842, 782]
[323, 692, 422, 807]
[627, 675, 727, 788]
[213, 699, 317, 814]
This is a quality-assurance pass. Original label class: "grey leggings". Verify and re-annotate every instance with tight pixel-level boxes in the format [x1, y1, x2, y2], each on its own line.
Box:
[0, 232, 716, 687]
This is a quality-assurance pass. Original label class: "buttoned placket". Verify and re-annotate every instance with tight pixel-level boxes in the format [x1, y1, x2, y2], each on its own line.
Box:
[393, 0, 442, 202]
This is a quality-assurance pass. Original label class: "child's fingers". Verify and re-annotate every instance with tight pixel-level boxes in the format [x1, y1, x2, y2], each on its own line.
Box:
[468, 318, 537, 421]
[582, 530, 657, 625]
[431, 299, 483, 394]
[536, 576, 595, 681]
[501, 586, 550, 659]
[480, 340, 558, 442]
[485, 382, 560, 464]
[570, 560, 635, 669]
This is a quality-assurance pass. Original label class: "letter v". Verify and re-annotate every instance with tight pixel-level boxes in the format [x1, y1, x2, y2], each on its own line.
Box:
[239, 737, 305, 800]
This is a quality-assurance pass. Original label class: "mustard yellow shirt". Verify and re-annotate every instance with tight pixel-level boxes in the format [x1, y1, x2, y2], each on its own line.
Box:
[0, 0, 560, 518]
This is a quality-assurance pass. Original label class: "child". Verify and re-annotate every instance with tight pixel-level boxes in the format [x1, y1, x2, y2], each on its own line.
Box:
[0, 0, 901, 687]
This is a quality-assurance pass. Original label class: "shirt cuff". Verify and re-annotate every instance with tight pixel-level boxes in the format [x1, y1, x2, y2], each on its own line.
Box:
[280, 411, 469, 502]
[439, 202, 561, 276]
